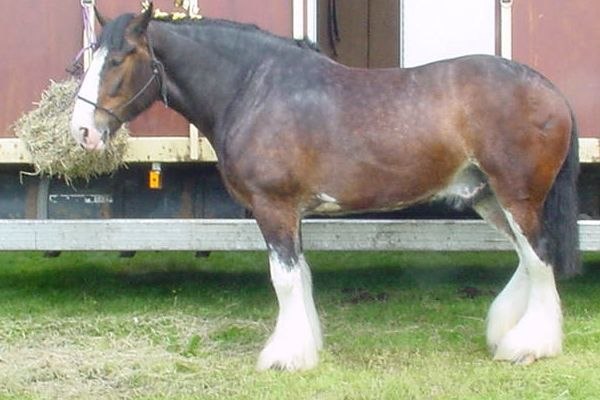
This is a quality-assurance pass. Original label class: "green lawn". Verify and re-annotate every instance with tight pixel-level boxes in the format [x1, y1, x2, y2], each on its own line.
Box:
[0, 250, 599, 399]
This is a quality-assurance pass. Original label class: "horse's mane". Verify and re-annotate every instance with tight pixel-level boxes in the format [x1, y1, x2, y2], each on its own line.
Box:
[98, 12, 320, 55]
[153, 16, 320, 53]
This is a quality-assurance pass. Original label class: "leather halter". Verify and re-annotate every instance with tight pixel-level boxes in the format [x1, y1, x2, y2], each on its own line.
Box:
[76, 34, 168, 125]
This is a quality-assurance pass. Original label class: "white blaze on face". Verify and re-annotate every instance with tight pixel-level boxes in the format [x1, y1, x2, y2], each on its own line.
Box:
[70, 47, 109, 151]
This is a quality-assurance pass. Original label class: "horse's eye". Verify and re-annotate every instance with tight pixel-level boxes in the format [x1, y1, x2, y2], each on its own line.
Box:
[108, 56, 124, 67]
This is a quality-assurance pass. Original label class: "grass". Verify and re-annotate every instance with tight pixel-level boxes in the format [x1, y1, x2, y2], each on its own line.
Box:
[0, 250, 599, 399]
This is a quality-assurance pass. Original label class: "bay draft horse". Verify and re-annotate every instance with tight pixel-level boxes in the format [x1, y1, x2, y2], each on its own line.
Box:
[71, 4, 579, 371]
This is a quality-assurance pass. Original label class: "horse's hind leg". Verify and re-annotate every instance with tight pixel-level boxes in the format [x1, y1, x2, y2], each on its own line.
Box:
[252, 200, 322, 371]
[479, 194, 562, 364]
[473, 195, 530, 354]
[492, 205, 562, 364]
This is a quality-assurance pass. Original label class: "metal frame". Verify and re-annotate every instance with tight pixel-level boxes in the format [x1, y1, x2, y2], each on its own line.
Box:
[0, 219, 598, 252]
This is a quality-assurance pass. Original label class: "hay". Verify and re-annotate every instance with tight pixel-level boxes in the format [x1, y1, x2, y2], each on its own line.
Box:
[13, 78, 129, 184]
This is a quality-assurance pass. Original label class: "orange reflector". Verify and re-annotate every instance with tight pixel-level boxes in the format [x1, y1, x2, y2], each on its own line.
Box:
[149, 163, 162, 189]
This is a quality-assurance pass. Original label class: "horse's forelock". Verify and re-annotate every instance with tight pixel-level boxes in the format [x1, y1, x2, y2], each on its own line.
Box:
[98, 13, 136, 51]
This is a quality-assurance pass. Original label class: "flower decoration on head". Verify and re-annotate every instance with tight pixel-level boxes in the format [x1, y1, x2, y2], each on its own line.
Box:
[141, 0, 202, 21]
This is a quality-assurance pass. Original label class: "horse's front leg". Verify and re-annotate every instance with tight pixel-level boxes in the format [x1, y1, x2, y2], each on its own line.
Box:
[252, 201, 322, 371]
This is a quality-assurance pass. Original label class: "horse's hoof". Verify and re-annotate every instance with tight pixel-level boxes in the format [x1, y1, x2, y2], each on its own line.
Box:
[493, 349, 538, 365]
[256, 337, 319, 371]
[512, 353, 536, 365]
[492, 318, 562, 364]
[256, 350, 319, 372]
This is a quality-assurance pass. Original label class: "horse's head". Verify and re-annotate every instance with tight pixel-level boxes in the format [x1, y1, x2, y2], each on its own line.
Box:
[71, 3, 165, 150]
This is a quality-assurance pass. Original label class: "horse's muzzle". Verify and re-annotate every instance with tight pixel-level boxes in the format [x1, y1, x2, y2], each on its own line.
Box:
[72, 124, 106, 151]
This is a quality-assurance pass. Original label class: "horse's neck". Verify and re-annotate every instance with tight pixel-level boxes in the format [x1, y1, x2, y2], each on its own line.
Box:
[148, 21, 271, 141]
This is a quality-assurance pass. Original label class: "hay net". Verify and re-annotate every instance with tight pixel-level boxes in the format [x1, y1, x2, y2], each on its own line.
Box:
[12, 78, 129, 184]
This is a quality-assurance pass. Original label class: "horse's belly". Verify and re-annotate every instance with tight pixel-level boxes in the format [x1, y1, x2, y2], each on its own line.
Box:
[308, 158, 465, 215]
[308, 159, 488, 217]
[306, 113, 468, 214]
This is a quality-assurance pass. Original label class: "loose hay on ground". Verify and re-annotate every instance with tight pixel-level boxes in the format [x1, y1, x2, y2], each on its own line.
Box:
[0, 314, 258, 399]
[12, 78, 129, 184]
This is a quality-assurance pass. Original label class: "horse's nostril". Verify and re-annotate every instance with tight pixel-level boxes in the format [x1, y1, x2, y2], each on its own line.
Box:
[80, 127, 89, 139]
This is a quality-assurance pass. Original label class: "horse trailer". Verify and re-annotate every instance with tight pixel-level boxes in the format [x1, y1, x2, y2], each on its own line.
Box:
[0, 0, 598, 265]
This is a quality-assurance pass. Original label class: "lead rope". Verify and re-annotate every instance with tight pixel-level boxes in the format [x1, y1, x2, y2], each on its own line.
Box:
[81, 0, 97, 70]
[68, 0, 97, 77]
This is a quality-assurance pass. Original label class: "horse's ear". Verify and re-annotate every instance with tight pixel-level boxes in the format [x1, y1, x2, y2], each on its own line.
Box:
[94, 6, 110, 27]
[130, 2, 153, 36]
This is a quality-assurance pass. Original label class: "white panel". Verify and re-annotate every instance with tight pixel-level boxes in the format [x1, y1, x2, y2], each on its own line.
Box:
[293, 0, 304, 39]
[500, 0, 513, 59]
[0, 219, 597, 252]
[402, 0, 496, 67]
[306, 0, 317, 42]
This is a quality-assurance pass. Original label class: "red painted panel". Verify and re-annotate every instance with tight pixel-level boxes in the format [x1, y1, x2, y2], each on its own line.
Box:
[0, 1, 80, 137]
[513, 0, 600, 138]
[201, 0, 292, 37]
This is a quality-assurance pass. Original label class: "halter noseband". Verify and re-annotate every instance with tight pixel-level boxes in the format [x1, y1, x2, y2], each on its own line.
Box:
[77, 34, 168, 126]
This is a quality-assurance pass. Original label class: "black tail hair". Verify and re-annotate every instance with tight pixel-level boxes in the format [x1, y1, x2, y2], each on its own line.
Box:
[538, 110, 580, 278]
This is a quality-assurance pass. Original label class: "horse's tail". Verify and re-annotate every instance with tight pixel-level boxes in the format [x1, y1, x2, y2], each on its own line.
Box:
[539, 109, 580, 278]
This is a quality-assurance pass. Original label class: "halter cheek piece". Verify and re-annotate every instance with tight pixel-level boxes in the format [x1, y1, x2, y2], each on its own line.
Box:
[76, 34, 168, 127]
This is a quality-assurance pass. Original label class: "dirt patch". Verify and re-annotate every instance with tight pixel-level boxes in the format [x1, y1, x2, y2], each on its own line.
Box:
[341, 287, 389, 304]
